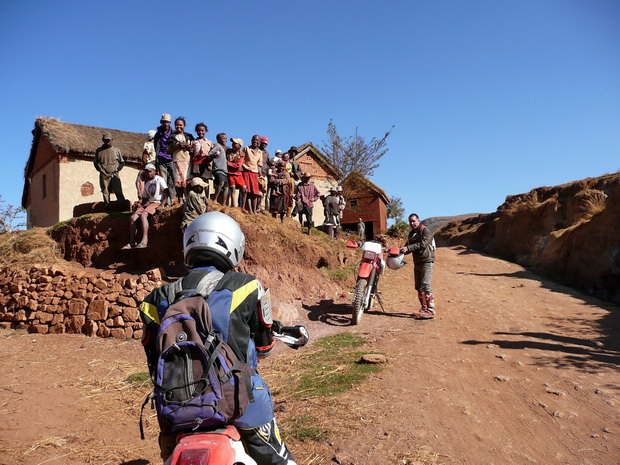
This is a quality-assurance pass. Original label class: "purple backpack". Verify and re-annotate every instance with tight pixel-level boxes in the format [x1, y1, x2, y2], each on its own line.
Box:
[152, 293, 253, 434]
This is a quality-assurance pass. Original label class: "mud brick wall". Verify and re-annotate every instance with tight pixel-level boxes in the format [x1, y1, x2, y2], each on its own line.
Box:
[0, 265, 165, 339]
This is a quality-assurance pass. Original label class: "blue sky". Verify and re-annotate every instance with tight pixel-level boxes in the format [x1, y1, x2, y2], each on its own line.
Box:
[1, 0, 619, 223]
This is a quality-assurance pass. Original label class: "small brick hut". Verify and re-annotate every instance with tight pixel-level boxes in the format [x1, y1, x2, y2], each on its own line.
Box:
[340, 173, 389, 238]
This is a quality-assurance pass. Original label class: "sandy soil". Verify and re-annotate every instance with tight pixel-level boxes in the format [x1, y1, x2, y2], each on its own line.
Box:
[1, 246, 618, 464]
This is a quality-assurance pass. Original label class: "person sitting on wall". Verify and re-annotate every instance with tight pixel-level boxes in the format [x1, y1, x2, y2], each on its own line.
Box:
[122, 164, 169, 249]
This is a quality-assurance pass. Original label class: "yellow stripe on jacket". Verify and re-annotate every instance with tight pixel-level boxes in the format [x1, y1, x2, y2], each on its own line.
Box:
[230, 280, 258, 313]
[140, 301, 159, 324]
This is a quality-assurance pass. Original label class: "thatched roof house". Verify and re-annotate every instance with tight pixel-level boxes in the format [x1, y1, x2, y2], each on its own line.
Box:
[22, 118, 146, 227]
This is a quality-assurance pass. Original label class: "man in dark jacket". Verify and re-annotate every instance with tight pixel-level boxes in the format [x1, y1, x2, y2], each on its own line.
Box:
[153, 113, 175, 205]
[400, 213, 436, 319]
[286, 146, 303, 182]
[93, 133, 125, 206]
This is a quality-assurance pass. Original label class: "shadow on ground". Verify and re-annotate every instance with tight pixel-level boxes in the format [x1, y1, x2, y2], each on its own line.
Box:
[303, 299, 354, 326]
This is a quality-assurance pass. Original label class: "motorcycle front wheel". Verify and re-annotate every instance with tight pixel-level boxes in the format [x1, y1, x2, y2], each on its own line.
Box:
[352, 278, 369, 325]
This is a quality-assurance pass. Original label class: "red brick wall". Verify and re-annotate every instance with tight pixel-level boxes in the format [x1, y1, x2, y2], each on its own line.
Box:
[296, 153, 332, 181]
[341, 188, 387, 238]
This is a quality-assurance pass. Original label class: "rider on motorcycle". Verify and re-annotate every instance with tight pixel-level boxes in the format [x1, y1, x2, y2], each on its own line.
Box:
[139, 211, 296, 464]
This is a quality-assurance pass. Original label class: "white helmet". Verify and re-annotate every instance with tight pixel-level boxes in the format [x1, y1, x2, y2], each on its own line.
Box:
[386, 253, 406, 270]
[183, 212, 246, 271]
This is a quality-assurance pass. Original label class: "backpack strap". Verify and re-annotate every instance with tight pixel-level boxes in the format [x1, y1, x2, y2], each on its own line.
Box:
[165, 278, 185, 306]
[166, 270, 225, 305]
[195, 270, 225, 297]
[139, 391, 155, 440]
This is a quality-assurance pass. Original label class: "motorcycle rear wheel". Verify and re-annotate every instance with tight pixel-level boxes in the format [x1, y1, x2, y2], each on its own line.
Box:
[352, 278, 369, 325]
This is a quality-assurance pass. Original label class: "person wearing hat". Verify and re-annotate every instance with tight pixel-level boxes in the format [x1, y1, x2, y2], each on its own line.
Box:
[154, 113, 176, 205]
[181, 177, 209, 231]
[286, 146, 303, 182]
[226, 138, 246, 208]
[273, 149, 283, 164]
[122, 164, 169, 249]
[94, 132, 125, 207]
[323, 187, 340, 239]
[136, 130, 158, 199]
[294, 172, 321, 234]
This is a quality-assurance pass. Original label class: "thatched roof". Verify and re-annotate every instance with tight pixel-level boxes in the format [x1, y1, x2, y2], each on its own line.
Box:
[34, 117, 145, 162]
[295, 142, 342, 179]
[22, 118, 146, 208]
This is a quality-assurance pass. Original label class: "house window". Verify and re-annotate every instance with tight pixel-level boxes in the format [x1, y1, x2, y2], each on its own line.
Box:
[350, 200, 359, 210]
[42, 174, 47, 199]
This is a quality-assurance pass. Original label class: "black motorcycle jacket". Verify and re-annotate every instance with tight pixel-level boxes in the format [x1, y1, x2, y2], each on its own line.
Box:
[403, 224, 435, 263]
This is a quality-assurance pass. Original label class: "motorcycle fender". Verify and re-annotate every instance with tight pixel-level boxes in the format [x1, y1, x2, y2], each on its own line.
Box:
[358, 262, 374, 279]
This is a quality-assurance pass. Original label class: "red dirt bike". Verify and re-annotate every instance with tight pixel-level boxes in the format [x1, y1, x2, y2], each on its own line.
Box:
[164, 323, 309, 465]
[346, 240, 401, 325]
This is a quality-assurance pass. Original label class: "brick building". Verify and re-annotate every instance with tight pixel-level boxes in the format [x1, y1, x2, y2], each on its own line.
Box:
[340, 173, 389, 238]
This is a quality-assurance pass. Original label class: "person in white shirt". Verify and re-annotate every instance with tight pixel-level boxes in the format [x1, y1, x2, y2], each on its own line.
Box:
[122, 164, 169, 249]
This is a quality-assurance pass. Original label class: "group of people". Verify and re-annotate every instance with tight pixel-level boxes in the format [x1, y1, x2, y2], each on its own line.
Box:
[94, 113, 355, 248]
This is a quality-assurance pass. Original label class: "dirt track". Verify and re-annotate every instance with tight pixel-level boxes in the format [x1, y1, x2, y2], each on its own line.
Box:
[0, 246, 618, 464]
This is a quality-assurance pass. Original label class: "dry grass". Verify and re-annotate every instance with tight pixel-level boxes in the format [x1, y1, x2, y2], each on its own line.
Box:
[576, 189, 607, 219]
[0, 227, 62, 267]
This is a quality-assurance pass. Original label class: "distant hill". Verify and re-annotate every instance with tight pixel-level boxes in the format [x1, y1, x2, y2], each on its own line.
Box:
[422, 214, 481, 235]
[435, 173, 620, 304]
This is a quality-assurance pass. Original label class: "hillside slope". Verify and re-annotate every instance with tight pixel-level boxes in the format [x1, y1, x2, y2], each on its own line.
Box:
[435, 173, 620, 304]
[422, 213, 481, 235]
[43, 205, 358, 323]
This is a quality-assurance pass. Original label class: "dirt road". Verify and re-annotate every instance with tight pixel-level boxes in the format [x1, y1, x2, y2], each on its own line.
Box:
[327, 246, 619, 465]
[0, 246, 618, 464]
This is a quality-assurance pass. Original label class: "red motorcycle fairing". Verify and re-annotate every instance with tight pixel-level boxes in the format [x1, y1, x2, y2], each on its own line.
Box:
[166, 425, 241, 465]
[358, 262, 375, 279]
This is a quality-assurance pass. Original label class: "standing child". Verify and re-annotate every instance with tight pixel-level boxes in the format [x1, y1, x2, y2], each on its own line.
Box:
[136, 130, 157, 199]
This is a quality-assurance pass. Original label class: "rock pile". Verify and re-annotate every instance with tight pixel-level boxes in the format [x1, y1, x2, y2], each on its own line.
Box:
[0, 265, 165, 339]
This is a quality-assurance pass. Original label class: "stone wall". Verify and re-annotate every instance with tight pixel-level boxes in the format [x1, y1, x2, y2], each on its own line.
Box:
[0, 265, 164, 339]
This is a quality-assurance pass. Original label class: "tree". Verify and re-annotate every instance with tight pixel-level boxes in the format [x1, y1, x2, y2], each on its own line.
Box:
[0, 196, 26, 233]
[320, 120, 394, 181]
[386, 196, 408, 238]
[387, 196, 405, 223]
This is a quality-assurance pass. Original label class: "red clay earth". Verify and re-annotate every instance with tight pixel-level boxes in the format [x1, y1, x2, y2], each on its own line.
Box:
[1, 246, 618, 464]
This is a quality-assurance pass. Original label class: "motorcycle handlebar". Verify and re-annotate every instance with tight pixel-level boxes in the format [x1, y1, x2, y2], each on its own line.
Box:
[272, 320, 309, 349]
